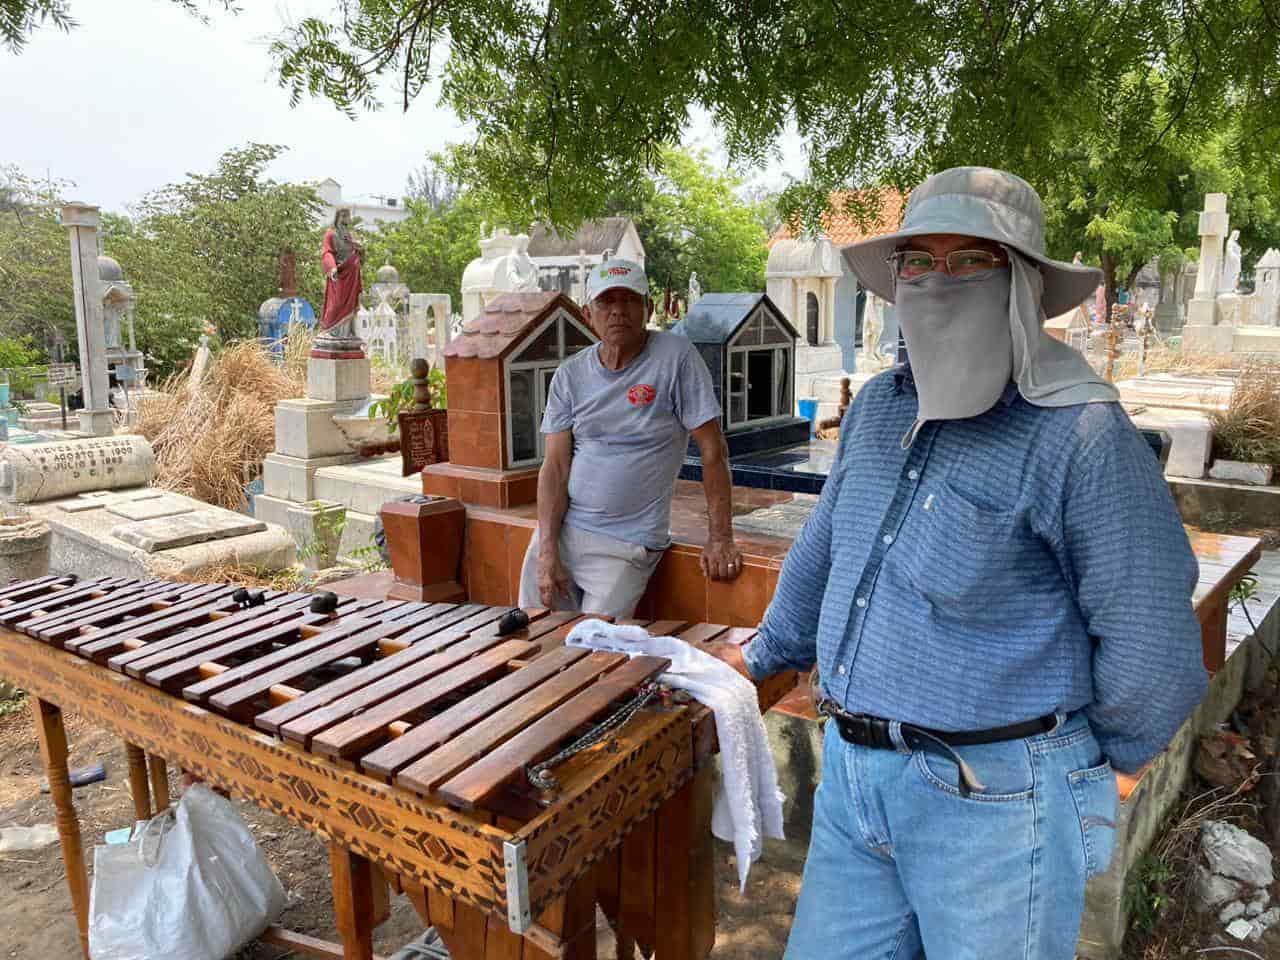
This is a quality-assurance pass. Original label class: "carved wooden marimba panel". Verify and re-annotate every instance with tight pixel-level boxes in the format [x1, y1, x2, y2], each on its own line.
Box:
[0, 575, 781, 960]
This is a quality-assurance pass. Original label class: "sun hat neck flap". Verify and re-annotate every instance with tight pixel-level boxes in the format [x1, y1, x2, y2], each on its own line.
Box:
[1009, 250, 1118, 407]
[841, 166, 1103, 318]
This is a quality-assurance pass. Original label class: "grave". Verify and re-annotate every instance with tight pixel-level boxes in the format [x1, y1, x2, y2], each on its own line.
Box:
[255, 281, 451, 560]
[2, 436, 294, 579]
[1115, 373, 1235, 413]
[60, 203, 115, 436]
[1181, 194, 1280, 356]
[765, 234, 849, 396]
[257, 250, 317, 357]
[671, 294, 812, 457]
[459, 227, 540, 325]
[421, 291, 597, 508]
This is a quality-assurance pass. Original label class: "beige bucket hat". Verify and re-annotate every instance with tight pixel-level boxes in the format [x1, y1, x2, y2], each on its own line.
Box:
[842, 167, 1101, 317]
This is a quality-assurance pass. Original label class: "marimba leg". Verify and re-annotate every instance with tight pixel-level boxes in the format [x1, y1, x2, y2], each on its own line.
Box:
[652, 765, 716, 959]
[329, 842, 376, 960]
[123, 742, 152, 820]
[32, 698, 90, 959]
[147, 754, 171, 811]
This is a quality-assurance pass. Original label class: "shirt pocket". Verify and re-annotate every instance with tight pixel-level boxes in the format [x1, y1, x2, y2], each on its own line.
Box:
[903, 479, 1021, 614]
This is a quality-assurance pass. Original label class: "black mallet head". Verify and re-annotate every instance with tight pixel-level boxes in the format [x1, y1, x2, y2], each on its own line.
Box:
[309, 591, 339, 615]
[496, 608, 530, 636]
[232, 587, 250, 606]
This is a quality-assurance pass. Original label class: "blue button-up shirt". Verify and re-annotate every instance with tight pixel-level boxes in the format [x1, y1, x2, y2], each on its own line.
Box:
[743, 366, 1206, 773]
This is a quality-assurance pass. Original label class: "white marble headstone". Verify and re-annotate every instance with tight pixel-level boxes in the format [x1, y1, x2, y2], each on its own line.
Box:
[0, 435, 155, 503]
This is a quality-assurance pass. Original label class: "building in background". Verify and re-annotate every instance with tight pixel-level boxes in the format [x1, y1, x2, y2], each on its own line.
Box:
[313, 178, 410, 229]
[766, 191, 905, 374]
[526, 218, 646, 302]
[766, 191, 906, 419]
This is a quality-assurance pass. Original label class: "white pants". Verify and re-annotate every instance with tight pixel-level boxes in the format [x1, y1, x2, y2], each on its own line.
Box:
[517, 524, 664, 619]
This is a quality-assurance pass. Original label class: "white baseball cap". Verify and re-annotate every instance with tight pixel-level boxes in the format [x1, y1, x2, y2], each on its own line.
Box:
[585, 258, 648, 303]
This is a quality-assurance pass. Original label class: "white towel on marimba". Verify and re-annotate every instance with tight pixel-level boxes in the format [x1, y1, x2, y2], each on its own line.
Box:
[566, 619, 785, 890]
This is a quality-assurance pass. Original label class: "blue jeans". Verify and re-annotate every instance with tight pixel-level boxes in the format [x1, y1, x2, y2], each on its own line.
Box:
[784, 712, 1118, 959]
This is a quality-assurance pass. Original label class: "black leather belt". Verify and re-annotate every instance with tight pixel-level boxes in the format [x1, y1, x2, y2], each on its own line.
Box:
[818, 700, 1057, 796]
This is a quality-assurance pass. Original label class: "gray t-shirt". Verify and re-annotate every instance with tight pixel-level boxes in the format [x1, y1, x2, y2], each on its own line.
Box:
[541, 331, 721, 550]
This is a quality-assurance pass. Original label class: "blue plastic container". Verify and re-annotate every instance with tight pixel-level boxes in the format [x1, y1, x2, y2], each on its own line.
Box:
[798, 399, 818, 435]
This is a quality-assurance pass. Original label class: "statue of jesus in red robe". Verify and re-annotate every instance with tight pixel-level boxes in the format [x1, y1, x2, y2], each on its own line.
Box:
[315, 207, 364, 357]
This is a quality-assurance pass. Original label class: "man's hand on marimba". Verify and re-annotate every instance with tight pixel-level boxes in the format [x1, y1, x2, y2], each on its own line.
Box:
[707, 641, 754, 683]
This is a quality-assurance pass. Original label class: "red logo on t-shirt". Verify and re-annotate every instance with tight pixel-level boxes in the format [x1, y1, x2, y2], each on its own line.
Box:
[628, 384, 657, 407]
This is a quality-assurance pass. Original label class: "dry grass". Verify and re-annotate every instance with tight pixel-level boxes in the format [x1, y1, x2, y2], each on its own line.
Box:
[133, 338, 307, 511]
[369, 354, 403, 395]
[280, 322, 313, 389]
[1111, 344, 1241, 380]
[1210, 360, 1280, 470]
[1123, 776, 1262, 959]
[169, 561, 305, 592]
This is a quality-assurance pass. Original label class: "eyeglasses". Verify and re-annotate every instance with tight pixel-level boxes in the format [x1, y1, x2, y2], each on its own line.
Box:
[888, 249, 1006, 279]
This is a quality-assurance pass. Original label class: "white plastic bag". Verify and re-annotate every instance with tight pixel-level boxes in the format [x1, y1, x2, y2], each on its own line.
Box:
[88, 784, 286, 960]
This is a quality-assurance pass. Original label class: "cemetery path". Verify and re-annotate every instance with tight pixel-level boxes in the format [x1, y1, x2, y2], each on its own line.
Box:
[0, 703, 802, 959]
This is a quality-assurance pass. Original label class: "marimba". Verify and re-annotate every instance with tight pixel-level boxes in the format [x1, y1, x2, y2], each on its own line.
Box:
[0, 575, 795, 960]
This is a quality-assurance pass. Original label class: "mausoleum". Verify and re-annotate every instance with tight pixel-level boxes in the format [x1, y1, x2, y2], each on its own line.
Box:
[672, 294, 811, 456]
[459, 228, 541, 325]
[421, 291, 596, 509]
[527, 218, 645, 301]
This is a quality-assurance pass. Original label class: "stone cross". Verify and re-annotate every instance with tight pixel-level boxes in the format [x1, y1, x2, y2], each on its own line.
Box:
[1192, 194, 1229, 302]
[61, 203, 114, 436]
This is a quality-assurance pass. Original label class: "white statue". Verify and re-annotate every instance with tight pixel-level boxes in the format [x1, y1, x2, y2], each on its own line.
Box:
[860, 294, 887, 372]
[688, 272, 702, 306]
[1220, 229, 1242, 294]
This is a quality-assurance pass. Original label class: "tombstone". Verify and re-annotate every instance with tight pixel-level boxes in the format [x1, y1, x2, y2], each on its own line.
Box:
[1182, 194, 1235, 353]
[1255, 249, 1280, 326]
[369, 262, 410, 311]
[459, 228, 540, 325]
[1220, 230, 1243, 295]
[371, 299, 399, 365]
[98, 254, 145, 384]
[0, 435, 155, 503]
[0, 435, 294, 577]
[60, 204, 114, 436]
[671, 294, 812, 456]
[408, 293, 453, 371]
[1155, 259, 1187, 334]
[258, 251, 317, 356]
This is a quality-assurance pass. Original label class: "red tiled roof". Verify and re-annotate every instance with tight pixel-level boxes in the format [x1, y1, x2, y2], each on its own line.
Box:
[444, 291, 585, 360]
[769, 190, 907, 248]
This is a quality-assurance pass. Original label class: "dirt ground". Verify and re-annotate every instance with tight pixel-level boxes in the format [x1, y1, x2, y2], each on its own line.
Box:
[0, 704, 802, 959]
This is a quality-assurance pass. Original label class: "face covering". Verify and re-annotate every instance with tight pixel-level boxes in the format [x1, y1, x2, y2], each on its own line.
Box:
[896, 266, 1013, 445]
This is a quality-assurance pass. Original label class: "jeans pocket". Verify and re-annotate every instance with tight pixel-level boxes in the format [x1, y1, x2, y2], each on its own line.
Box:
[914, 741, 1035, 802]
[1068, 761, 1118, 878]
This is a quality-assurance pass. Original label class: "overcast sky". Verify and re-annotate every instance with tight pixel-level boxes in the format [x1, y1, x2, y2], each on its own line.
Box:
[1, 0, 805, 215]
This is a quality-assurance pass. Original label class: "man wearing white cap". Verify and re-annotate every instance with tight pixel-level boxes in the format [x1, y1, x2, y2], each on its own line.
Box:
[518, 259, 743, 618]
[721, 168, 1204, 957]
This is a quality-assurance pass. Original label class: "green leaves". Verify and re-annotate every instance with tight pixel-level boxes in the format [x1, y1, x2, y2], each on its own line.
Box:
[363, 183, 486, 307]
[626, 147, 769, 296]
[0, 165, 74, 350]
[254, 0, 1280, 246]
[0, 0, 73, 54]
[109, 144, 325, 378]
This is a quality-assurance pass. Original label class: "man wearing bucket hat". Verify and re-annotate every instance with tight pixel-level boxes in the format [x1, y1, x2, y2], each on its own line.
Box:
[726, 168, 1204, 957]
[517, 258, 743, 618]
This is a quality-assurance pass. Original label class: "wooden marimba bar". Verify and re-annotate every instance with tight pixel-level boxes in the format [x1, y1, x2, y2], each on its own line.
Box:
[0, 574, 790, 960]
